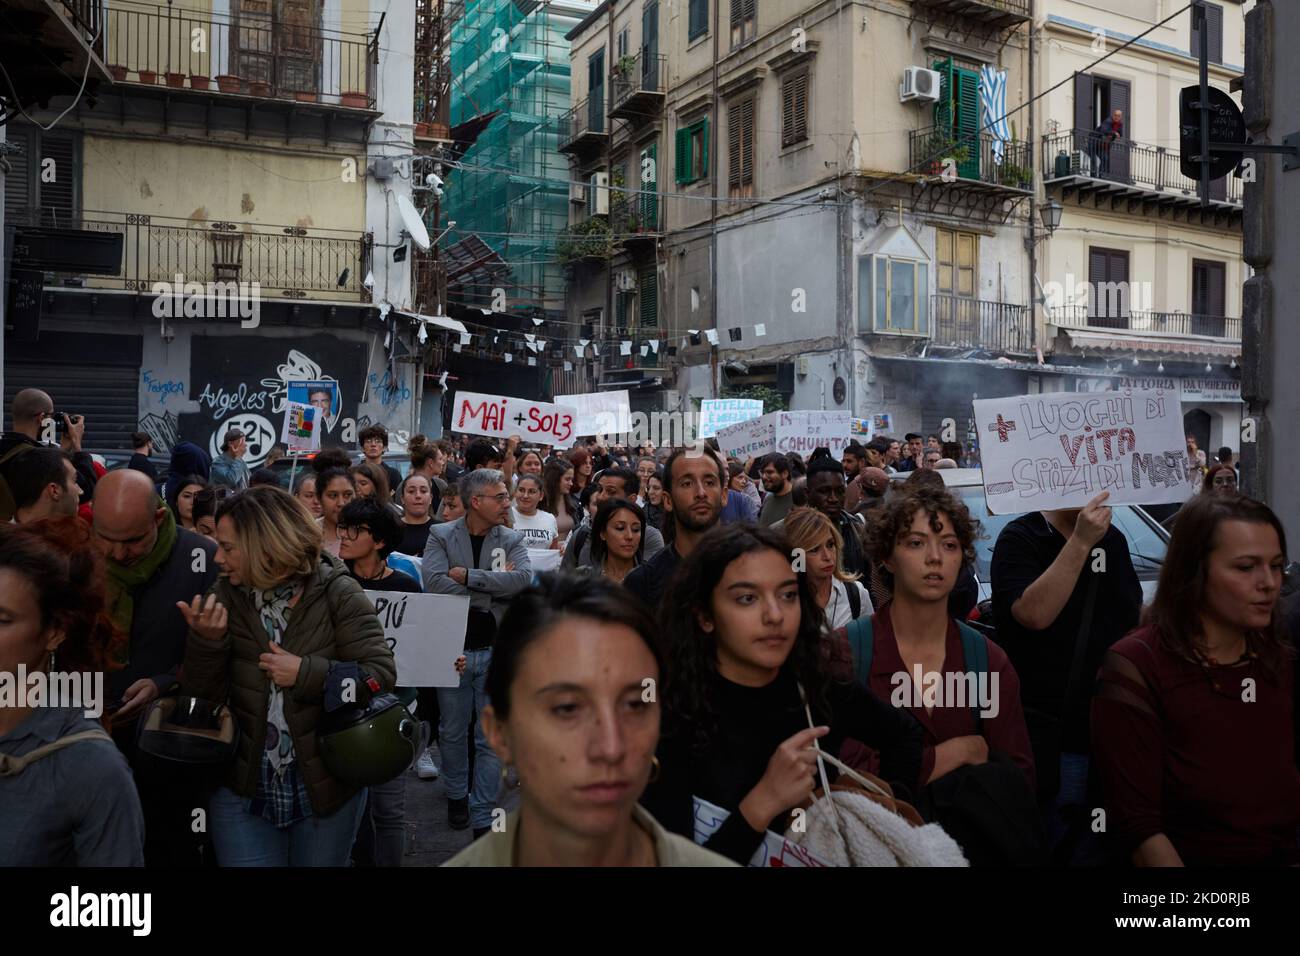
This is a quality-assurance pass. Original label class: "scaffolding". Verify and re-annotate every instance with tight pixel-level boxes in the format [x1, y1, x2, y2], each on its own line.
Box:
[443, 0, 592, 318]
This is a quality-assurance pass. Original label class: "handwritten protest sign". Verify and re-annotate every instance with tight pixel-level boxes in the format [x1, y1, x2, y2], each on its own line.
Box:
[716, 413, 776, 459]
[364, 591, 469, 687]
[774, 411, 853, 456]
[527, 548, 562, 573]
[452, 390, 578, 445]
[280, 401, 320, 453]
[972, 390, 1197, 515]
[554, 389, 631, 438]
[698, 399, 764, 438]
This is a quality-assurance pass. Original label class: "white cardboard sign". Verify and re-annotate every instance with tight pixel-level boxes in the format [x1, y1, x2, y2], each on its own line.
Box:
[698, 399, 765, 438]
[364, 591, 469, 688]
[553, 389, 632, 437]
[451, 390, 579, 445]
[716, 412, 776, 459]
[774, 411, 853, 456]
[972, 390, 1197, 515]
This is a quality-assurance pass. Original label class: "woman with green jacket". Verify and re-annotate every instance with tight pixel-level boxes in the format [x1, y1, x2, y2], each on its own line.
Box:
[180, 486, 396, 866]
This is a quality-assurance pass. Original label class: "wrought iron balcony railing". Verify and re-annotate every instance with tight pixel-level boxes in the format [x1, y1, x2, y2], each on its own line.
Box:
[910, 126, 1033, 189]
[931, 295, 1034, 353]
[102, 1, 374, 107]
[8, 207, 371, 301]
[610, 52, 667, 119]
[558, 98, 608, 152]
[1048, 305, 1241, 340]
[1042, 130, 1243, 204]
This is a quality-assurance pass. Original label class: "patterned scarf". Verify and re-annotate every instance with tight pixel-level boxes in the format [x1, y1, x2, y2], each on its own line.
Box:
[251, 580, 302, 778]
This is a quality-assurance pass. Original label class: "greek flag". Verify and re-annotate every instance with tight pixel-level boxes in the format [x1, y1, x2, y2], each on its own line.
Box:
[980, 66, 1011, 165]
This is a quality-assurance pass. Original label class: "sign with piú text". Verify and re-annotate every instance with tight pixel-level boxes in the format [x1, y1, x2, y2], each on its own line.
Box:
[364, 591, 469, 687]
[452, 391, 578, 445]
[972, 390, 1197, 514]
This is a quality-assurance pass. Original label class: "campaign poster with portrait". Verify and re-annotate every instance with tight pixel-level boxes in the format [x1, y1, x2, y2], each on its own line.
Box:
[287, 380, 339, 428]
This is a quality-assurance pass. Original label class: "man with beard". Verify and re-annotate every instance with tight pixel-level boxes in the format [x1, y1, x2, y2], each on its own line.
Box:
[776, 454, 869, 576]
[625, 446, 727, 608]
[757, 452, 794, 527]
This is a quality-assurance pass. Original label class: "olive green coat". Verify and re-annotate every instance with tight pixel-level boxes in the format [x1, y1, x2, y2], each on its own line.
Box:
[182, 553, 396, 816]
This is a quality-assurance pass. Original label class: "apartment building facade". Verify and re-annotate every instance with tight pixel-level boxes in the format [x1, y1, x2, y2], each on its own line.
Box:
[3, 0, 427, 462]
[1038, 0, 1248, 456]
[561, 0, 1041, 434]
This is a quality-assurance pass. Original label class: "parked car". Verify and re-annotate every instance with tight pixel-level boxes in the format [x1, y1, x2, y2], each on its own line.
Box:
[891, 468, 1170, 604]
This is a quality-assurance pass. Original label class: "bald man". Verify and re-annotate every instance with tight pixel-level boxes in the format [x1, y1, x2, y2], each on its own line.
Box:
[1, 387, 97, 512]
[93, 469, 218, 867]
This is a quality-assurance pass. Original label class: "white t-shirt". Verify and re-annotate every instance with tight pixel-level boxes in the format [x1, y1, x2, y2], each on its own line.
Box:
[511, 507, 558, 548]
[826, 578, 874, 629]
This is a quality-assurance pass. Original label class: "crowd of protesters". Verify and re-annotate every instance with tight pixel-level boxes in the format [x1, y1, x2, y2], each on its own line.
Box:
[1, 387, 1296, 869]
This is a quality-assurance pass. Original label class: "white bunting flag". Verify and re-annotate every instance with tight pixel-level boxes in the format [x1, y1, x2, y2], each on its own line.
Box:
[620, 341, 632, 356]
[755, 324, 767, 337]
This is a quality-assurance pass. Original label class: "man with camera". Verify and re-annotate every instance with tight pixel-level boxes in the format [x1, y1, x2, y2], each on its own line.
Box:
[0, 388, 97, 520]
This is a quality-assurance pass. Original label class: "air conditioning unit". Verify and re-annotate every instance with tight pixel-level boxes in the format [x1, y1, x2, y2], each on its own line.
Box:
[589, 171, 609, 215]
[900, 67, 942, 104]
[796, 356, 811, 376]
[569, 180, 587, 203]
[615, 269, 637, 291]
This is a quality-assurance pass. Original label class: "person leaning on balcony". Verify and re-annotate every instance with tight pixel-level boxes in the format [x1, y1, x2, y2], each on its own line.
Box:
[1092, 109, 1123, 177]
[210, 428, 252, 491]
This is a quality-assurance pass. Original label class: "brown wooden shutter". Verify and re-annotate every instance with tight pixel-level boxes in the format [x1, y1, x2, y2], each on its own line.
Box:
[728, 101, 742, 192]
[39, 132, 78, 226]
[1073, 72, 1094, 149]
[782, 70, 807, 147]
[740, 97, 754, 189]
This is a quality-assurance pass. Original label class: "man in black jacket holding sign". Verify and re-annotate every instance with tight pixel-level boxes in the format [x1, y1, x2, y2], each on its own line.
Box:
[990, 490, 1141, 866]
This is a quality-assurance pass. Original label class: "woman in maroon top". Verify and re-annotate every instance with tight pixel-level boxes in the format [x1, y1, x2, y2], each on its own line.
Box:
[1092, 493, 1300, 866]
[852, 486, 1035, 788]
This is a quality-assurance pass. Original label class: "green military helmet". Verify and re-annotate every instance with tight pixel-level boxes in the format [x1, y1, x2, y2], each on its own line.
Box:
[317, 692, 419, 787]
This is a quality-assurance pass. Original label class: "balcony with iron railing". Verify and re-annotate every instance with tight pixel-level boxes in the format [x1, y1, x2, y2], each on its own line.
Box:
[609, 192, 660, 249]
[1047, 305, 1241, 341]
[911, 0, 1031, 29]
[558, 98, 609, 155]
[909, 126, 1034, 191]
[100, 2, 375, 108]
[1042, 131, 1243, 220]
[931, 294, 1034, 354]
[610, 52, 667, 122]
[8, 207, 371, 301]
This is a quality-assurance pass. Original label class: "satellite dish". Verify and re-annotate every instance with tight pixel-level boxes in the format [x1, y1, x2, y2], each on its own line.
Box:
[396, 194, 431, 251]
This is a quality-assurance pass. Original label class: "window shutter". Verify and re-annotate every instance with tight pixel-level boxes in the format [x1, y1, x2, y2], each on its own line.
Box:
[954, 68, 980, 179]
[1207, 3, 1223, 64]
[641, 142, 657, 227]
[700, 118, 709, 177]
[933, 57, 954, 132]
[728, 103, 742, 191]
[1073, 72, 1095, 141]
[36, 133, 78, 226]
[782, 70, 807, 147]
[676, 127, 690, 183]
[741, 97, 754, 187]
[689, 0, 707, 40]
[3, 126, 34, 222]
[730, 0, 742, 28]
[638, 261, 658, 329]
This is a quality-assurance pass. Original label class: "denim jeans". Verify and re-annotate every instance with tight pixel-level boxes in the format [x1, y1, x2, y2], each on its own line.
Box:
[208, 785, 367, 867]
[437, 647, 500, 829]
[353, 775, 406, 867]
[1045, 753, 1106, 867]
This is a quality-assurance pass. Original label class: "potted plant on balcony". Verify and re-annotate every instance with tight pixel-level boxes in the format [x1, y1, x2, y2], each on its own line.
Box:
[616, 54, 637, 79]
[109, 64, 128, 81]
[166, 71, 186, 88]
[138, 68, 158, 84]
[341, 90, 368, 109]
[190, 73, 211, 91]
[414, 122, 432, 138]
[294, 90, 318, 103]
[216, 74, 242, 93]
[997, 161, 1031, 189]
[249, 79, 272, 96]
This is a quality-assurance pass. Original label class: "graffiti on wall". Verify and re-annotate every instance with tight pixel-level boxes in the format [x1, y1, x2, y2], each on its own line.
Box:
[142, 370, 186, 405]
[181, 336, 367, 467]
[138, 410, 179, 455]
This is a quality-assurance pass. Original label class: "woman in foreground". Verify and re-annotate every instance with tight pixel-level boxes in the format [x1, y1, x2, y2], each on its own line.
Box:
[444, 573, 734, 867]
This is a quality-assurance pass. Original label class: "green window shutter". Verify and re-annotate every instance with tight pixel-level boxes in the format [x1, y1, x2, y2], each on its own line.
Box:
[954, 67, 981, 179]
[701, 117, 709, 177]
[932, 57, 954, 133]
[641, 142, 657, 227]
[638, 261, 658, 328]
[676, 127, 690, 183]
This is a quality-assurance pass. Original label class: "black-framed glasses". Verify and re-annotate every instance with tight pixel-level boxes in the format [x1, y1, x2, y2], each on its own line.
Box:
[338, 525, 372, 541]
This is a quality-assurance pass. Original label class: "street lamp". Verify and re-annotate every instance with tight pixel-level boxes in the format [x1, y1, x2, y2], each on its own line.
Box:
[1039, 198, 1063, 235]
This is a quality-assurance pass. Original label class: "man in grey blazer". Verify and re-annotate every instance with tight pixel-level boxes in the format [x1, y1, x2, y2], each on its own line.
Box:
[423, 468, 532, 836]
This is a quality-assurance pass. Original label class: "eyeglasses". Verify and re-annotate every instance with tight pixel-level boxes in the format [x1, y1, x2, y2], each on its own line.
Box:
[338, 525, 372, 541]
